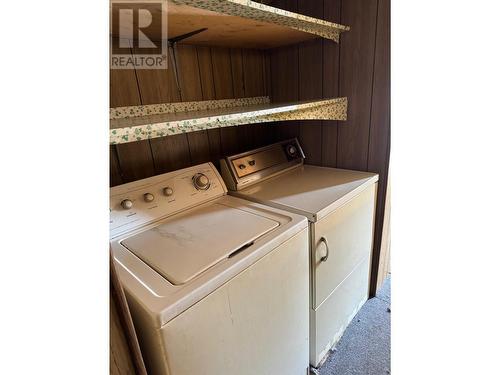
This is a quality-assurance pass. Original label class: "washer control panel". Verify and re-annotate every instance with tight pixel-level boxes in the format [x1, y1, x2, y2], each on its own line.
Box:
[110, 163, 227, 238]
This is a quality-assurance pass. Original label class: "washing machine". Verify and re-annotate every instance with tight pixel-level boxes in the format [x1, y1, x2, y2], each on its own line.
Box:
[220, 139, 379, 368]
[110, 162, 310, 375]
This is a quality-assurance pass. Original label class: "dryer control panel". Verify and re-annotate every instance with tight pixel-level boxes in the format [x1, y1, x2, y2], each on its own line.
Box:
[110, 163, 227, 238]
[220, 138, 305, 191]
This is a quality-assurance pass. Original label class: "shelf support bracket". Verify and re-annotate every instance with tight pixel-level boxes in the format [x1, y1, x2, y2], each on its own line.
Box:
[168, 28, 208, 98]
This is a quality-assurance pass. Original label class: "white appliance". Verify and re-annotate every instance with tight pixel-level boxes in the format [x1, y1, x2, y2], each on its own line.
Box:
[220, 139, 379, 368]
[110, 162, 310, 375]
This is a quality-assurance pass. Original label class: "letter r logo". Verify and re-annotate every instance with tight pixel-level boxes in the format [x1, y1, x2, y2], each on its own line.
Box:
[110, 1, 168, 69]
[111, 2, 164, 53]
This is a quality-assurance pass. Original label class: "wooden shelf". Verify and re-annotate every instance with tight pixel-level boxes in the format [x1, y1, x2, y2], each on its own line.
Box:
[111, 1, 349, 49]
[169, 1, 349, 48]
[110, 96, 347, 144]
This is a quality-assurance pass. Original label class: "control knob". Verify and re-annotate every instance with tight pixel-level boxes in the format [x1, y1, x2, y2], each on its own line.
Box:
[163, 187, 174, 196]
[193, 173, 210, 190]
[143, 193, 155, 202]
[121, 199, 133, 210]
[286, 144, 298, 157]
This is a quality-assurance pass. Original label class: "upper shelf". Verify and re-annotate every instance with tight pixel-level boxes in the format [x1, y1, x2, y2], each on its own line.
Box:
[168, 0, 349, 48]
[110, 96, 348, 144]
[111, 1, 349, 49]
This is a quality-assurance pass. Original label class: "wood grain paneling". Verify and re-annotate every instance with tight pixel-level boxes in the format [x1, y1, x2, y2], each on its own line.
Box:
[321, 0, 342, 168]
[270, 45, 299, 104]
[150, 135, 191, 174]
[110, 40, 141, 108]
[177, 45, 212, 166]
[211, 47, 237, 156]
[197, 46, 216, 100]
[111, 45, 269, 182]
[243, 49, 265, 97]
[133, 47, 179, 104]
[298, 40, 323, 164]
[298, 39, 323, 165]
[337, 0, 378, 171]
[109, 146, 123, 187]
[197, 46, 223, 166]
[110, 293, 135, 375]
[211, 47, 234, 99]
[221, 48, 246, 155]
[270, 44, 299, 140]
[115, 140, 156, 182]
[111, 43, 157, 184]
[297, 0, 323, 165]
[272, 0, 298, 12]
[132, 47, 194, 178]
[230, 49, 245, 98]
[263, 52, 272, 97]
[270, 0, 299, 112]
[110, 252, 147, 375]
[110, 67, 141, 107]
[133, 49, 190, 178]
[243, 49, 272, 149]
[177, 45, 203, 101]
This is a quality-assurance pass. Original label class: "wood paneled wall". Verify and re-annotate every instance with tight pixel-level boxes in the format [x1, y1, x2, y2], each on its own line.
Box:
[269, 0, 390, 296]
[110, 252, 147, 375]
[110, 0, 390, 295]
[110, 44, 274, 186]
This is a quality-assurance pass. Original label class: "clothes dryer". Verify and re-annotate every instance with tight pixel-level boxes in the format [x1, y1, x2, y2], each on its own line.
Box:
[220, 140, 378, 368]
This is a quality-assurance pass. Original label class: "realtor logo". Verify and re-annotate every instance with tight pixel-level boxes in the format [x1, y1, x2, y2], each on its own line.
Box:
[110, 0, 168, 69]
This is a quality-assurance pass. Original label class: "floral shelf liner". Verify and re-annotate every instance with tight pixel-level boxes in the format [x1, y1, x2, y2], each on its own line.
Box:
[171, 0, 349, 43]
[110, 96, 348, 145]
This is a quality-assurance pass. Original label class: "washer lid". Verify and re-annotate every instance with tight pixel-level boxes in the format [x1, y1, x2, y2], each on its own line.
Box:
[121, 203, 279, 285]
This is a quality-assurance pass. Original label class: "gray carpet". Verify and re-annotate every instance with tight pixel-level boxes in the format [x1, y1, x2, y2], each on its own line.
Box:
[319, 276, 391, 375]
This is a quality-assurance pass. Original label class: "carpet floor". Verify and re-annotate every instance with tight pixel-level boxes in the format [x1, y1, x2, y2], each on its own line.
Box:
[318, 276, 391, 375]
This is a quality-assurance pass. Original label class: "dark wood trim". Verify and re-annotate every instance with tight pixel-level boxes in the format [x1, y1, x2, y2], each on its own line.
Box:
[367, 0, 390, 297]
[110, 250, 147, 375]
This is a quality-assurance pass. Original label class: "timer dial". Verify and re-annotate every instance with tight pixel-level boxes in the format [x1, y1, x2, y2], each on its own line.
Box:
[193, 173, 210, 190]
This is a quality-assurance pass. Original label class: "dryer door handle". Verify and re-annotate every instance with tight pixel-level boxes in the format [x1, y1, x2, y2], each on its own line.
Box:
[319, 237, 330, 263]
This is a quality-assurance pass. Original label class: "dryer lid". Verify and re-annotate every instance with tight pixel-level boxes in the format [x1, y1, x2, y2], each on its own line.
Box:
[236, 165, 378, 222]
[121, 203, 279, 285]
